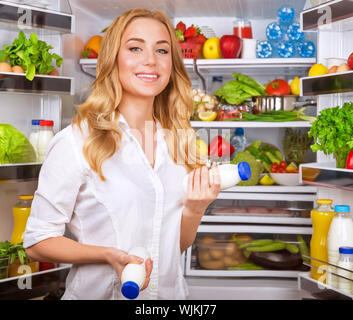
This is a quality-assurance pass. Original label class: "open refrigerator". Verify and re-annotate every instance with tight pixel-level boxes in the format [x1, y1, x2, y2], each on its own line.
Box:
[0, 0, 352, 300]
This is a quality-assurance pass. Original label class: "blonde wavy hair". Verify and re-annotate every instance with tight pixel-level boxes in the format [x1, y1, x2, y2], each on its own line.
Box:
[72, 8, 203, 181]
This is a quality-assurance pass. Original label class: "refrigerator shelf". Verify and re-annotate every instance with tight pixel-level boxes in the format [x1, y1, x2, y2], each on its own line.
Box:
[300, 161, 353, 192]
[0, 162, 42, 181]
[298, 272, 353, 300]
[191, 120, 312, 128]
[0, 0, 74, 34]
[79, 58, 316, 78]
[222, 185, 317, 193]
[0, 264, 71, 300]
[0, 72, 74, 95]
[300, 0, 353, 32]
[300, 70, 353, 96]
[202, 215, 312, 225]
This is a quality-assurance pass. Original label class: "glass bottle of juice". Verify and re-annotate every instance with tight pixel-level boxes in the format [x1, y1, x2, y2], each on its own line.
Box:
[11, 195, 34, 244]
[310, 199, 334, 283]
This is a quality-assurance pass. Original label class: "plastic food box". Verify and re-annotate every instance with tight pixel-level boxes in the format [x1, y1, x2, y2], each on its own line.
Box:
[217, 104, 250, 121]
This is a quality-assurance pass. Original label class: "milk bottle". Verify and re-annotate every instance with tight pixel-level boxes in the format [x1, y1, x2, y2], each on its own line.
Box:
[327, 205, 353, 288]
[121, 247, 150, 299]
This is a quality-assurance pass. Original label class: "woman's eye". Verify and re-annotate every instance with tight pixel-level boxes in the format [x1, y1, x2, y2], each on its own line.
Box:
[129, 47, 141, 52]
[157, 48, 169, 54]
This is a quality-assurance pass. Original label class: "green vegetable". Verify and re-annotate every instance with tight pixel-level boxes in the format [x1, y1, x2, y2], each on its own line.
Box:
[0, 124, 36, 164]
[308, 102, 353, 168]
[227, 262, 263, 270]
[0, 31, 63, 81]
[0, 241, 29, 265]
[232, 73, 267, 95]
[285, 243, 300, 254]
[231, 151, 261, 186]
[239, 239, 274, 249]
[245, 242, 286, 253]
[297, 235, 310, 263]
[265, 151, 280, 164]
[283, 128, 313, 165]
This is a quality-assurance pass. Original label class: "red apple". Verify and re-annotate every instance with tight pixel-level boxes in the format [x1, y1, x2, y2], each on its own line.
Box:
[220, 35, 242, 59]
[348, 52, 353, 70]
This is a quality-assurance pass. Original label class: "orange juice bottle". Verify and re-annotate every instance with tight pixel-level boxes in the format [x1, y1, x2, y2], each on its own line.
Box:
[11, 195, 33, 244]
[310, 199, 334, 282]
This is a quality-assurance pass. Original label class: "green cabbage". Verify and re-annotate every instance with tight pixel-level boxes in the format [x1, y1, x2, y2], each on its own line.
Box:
[0, 124, 36, 164]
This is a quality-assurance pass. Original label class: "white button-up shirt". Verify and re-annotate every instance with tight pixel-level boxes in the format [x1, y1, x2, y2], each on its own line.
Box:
[23, 114, 189, 300]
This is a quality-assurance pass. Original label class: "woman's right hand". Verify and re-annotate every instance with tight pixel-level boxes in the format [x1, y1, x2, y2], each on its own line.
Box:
[104, 248, 153, 291]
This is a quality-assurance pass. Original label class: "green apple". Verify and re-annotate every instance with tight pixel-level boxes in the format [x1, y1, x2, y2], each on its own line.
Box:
[202, 37, 222, 59]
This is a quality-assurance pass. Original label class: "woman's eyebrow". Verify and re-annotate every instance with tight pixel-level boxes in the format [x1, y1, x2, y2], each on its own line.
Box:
[126, 38, 170, 45]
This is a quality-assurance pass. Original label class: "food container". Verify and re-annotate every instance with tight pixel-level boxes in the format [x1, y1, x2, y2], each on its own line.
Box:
[270, 172, 301, 186]
[251, 95, 316, 114]
[241, 39, 257, 59]
[325, 57, 347, 69]
[217, 104, 250, 121]
[179, 41, 202, 60]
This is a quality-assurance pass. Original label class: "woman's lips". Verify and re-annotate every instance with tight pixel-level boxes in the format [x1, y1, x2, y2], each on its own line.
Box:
[135, 73, 159, 82]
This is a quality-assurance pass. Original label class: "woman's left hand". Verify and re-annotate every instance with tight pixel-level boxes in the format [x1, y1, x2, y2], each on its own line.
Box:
[183, 164, 221, 216]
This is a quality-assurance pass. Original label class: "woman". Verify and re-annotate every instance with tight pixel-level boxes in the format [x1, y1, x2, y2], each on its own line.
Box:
[23, 8, 220, 300]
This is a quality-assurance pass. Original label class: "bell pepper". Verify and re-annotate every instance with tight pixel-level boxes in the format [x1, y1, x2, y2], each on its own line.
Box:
[345, 150, 353, 169]
[208, 136, 235, 157]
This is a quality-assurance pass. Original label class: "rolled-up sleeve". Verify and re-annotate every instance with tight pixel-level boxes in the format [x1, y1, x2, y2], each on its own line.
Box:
[23, 127, 84, 248]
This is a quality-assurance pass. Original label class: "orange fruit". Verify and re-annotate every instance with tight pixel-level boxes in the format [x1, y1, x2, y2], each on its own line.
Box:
[84, 35, 103, 54]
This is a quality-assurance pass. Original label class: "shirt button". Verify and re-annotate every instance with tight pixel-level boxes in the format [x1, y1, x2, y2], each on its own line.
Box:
[151, 283, 155, 289]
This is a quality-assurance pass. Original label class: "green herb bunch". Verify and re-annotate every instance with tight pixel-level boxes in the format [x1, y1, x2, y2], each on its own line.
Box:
[0, 241, 29, 265]
[308, 102, 353, 168]
[0, 31, 63, 81]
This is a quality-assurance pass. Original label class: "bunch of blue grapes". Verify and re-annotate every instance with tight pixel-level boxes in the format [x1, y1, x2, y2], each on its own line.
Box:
[256, 5, 315, 58]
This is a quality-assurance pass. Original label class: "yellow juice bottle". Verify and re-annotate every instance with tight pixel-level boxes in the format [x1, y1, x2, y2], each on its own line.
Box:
[310, 199, 335, 283]
[11, 195, 33, 244]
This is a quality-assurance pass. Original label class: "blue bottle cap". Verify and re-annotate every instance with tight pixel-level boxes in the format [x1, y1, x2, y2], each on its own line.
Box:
[212, 76, 223, 82]
[32, 119, 41, 125]
[235, 128, 244, 136]
[339, 247, 353, 254]
[334, 205, 350, 213]
[238, 162, 251, 181]
[121, 281, 140, 299]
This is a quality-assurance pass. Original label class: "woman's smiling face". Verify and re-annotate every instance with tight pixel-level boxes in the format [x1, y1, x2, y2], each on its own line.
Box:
[117, 17, 172, 100]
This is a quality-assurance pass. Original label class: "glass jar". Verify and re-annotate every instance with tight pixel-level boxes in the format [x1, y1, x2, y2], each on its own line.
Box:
[217, 104, 249, 121]
[233, 19, 253, 39]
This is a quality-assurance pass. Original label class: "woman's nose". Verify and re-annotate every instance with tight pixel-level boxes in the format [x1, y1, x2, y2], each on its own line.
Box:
[143, 49, 157, 66]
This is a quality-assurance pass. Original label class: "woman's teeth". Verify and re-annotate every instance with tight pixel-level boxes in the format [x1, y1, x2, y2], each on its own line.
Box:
[136, 74, 158, 81]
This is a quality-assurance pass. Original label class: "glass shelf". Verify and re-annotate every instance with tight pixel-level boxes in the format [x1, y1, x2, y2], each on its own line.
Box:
[0, 0, 74, 34]
[191, 120, 312, 128]
[0, 72, 74, 95]
[79, 58, 315, 78]
[300, 0, 353, 32]
[0, 264, 70, 300]
[300, 161, 353, 191]
[0, 162, 42, 181]
[300, 71, 353, 96]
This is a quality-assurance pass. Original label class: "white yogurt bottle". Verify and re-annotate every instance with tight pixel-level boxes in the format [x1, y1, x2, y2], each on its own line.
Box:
[337, 247, 353, 294]
[121, 246, 150, 299]
[183, 162, 251, 192]
[327, 205, 353, 288]
[37, 120, 54, 162]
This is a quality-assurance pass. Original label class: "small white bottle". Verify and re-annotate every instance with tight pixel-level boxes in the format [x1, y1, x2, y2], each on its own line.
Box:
[327, 205, 353, 288]
[28, 119, 41, 161]
[37, 120, 54, 162]
[337, 247, 353, 295]
[183, 162, 251, 192]
[121, 247, 150, 299]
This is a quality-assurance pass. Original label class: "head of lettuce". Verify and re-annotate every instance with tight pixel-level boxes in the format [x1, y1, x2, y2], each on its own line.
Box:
[0, 124, 36, 164]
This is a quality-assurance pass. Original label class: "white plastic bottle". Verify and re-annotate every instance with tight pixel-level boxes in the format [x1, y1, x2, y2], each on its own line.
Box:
[183, 162, 251, 192]
[327, 205, 353, 288]
[121, 246, 150, 299]
[37, 120, 54, 162]
[28, 119, 41, 160]
[337, 247, 353, 294]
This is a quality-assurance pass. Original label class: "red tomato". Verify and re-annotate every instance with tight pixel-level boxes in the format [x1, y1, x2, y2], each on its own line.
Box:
[292, 169, 299, 173]
[279, 168, 286, 173]
[280, 160, 287, 168]
[266, 79, 291, 95]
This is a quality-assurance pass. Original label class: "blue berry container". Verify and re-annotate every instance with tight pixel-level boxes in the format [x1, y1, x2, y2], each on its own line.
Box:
[298, 41, 316, 58]
[277, 40, 295, 58]
[286, 22, 304, 42]
[278, 5, 295, 25]
[256, 40, 273, 58]
[266, 22, 284, 42]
